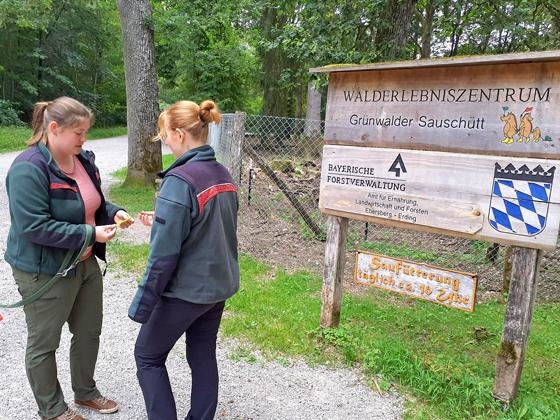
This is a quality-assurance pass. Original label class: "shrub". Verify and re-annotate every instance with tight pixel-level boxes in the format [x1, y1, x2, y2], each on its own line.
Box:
[0, 100, 24, 126]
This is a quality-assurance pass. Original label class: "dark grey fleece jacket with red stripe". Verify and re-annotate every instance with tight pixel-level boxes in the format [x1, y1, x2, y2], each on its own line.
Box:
[129, 145, 239, 323]
[5, 143, 121, 275]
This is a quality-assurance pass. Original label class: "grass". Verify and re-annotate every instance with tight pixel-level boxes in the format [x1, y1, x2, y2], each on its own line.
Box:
[108, 154, 174, 214]
[87, 126, 128, 140]
[220, 256, 560, 420]
[106, 240, 149, 275]
[0, 125, 127, 153]
[107, 162, 560, 419]
[109, 169, 155, 214]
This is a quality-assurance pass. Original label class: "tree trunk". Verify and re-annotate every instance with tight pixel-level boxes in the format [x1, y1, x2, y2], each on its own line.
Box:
[117, 0, 161, 186]
[259, 6, 292, 117]
[375, 0, 419, 60]
[420, 0, 435, 58]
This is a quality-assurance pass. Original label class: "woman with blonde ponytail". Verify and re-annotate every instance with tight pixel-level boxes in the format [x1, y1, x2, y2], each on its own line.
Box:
[129, 100, 239, 420]
[5, 96, 133, 420]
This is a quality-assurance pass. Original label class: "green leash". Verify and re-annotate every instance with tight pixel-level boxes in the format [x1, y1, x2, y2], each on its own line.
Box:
[0, 225, 94, 309]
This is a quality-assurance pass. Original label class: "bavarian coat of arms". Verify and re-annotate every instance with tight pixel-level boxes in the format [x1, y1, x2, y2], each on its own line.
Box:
[488, 163, 555, 236]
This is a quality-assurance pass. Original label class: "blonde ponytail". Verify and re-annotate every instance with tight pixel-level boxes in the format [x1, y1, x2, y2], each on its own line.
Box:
[26, 97, 93, 146]
[27, 102, 50, 146]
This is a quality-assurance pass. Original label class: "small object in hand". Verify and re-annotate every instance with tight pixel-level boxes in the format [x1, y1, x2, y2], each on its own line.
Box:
[116, 216, 134, 228]
[138, 211, 155, 226]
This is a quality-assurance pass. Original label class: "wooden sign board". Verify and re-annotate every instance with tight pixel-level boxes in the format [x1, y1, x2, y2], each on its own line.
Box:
[320, 145, 560, 250]
[322, 61, 560, 159]
[355, 250, 477, 312]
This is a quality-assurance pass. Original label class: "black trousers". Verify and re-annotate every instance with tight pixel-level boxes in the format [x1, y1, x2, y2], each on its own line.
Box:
[134, 297, 225, 420]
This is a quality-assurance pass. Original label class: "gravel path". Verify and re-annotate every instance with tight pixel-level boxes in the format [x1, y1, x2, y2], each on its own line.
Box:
[0, 137, 403, 420]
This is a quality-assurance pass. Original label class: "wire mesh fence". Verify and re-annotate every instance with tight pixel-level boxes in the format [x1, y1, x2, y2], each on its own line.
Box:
[215, 113, 560, 301]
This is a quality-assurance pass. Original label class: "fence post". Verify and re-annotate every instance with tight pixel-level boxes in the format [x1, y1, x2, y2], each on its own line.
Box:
[320, 215, 348, 328]
[304, 80, 321, 137]
[232, 112, 246, 184]
[493, 246, 542, 402]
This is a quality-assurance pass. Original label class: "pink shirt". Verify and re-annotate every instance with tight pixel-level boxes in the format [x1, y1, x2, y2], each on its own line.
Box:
[64, 156, 101, 259]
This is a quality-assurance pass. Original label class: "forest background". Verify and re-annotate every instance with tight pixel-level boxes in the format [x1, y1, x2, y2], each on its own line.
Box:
[1, 0, 559, 127]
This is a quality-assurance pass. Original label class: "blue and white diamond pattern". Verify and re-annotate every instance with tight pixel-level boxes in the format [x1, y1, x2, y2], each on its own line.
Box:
[489, 179, 551, 236]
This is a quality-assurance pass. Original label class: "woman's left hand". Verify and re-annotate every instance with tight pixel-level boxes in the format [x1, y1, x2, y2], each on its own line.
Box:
[114, 210, 134, 229]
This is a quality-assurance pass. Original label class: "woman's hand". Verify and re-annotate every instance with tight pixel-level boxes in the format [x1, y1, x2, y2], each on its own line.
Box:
[138, 211, 154, 227]
[95, 224, 117, 243]
[114, 210, 134, 229]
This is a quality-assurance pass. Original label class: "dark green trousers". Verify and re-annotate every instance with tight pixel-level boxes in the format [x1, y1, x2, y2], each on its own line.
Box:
[13, 255, 103, 419]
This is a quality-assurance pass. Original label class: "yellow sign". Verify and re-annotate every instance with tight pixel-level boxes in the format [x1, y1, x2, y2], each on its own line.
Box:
[354, 250, 478, 312]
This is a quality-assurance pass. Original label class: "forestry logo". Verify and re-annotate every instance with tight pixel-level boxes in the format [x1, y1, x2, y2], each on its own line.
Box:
[488, 163, 555, 236]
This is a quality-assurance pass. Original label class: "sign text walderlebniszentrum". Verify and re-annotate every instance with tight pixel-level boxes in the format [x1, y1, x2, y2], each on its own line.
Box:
[324, 61, 560, 158]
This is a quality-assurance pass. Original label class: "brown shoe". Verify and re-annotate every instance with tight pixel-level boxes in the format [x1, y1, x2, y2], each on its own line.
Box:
[75, 396, 119, 414]
[42, 408, 85, 420]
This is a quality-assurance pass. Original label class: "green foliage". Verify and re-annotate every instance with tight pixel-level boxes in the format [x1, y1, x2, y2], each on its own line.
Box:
[0, 100, 24, 126]
[0, 0, 51, 30]
[153, 0, 260, 113]
[0, 0, 126, 125]
[220, 256, 560, 419]
[418, 0, 560, 57]
[2, 0, 559, 121]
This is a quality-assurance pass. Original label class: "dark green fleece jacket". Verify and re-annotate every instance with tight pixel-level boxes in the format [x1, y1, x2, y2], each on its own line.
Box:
[5, 143, 121, 274]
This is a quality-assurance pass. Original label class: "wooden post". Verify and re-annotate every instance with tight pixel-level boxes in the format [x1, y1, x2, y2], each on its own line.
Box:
[232, 111, 246, 184]
[499, 246, 514, 304]
[493, 246, 542, 402]
[320, 215, 348, 327]
[304, 80, 321, 137]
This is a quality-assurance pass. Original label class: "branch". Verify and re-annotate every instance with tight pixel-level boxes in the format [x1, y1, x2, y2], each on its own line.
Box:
[45, 0, 68, 40]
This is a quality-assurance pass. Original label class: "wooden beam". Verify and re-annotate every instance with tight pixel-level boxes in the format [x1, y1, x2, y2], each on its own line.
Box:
[309, 50, 560, 73]
[320, 215, 348, 327]
[493, 246, 542, 402]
